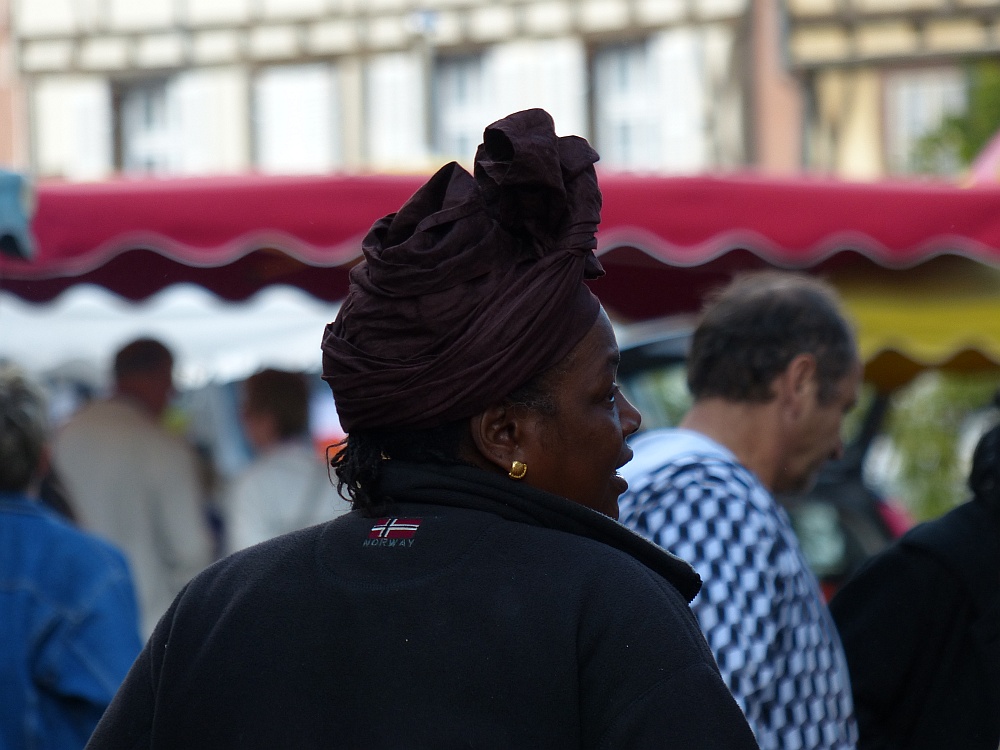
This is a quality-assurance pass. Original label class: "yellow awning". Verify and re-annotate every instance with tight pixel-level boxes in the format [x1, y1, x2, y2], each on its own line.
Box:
[834, 258, 1000, 391]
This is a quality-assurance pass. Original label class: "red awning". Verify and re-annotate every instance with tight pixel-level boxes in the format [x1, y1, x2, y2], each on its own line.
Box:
[0, 173, 428, 303]
[599, 174, 1000, 267]
[4, 172, 1000, 387]
[589, 174, 1000, 321]
[3, 172, 1000, 311]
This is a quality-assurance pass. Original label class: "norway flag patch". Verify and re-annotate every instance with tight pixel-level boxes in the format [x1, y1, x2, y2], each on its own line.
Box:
[368, 518, 422, 540]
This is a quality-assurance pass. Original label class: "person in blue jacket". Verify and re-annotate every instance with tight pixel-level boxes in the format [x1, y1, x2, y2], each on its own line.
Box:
[0, 365, 142, 749]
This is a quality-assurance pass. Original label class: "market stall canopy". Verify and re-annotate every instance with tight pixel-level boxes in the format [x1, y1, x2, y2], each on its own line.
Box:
[588, 175, 1000, 390]
[0, 283, 341, 387]
[0, 173, 427, 303]
[4, 172, 1000, 390]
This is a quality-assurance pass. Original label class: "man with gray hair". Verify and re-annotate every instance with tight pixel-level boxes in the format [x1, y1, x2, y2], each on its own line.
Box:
[618, 271, 861, 750]
[54, 338, 214, 638]
[0, 365, 141, 749]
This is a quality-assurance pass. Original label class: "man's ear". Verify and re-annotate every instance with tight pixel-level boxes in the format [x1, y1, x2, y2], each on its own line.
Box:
[777, 353, 818, 416]
[467, 403, 525, 474]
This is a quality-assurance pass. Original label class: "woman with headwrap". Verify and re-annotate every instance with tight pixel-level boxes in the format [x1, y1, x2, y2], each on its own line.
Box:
[88, 109, 758, 749]
[830, 422, 1000, 749]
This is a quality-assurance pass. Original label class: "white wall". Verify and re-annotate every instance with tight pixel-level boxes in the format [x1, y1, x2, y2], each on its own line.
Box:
[259, 0, 327, 19]
[185, 0, 251, 25]
[14, 0, 75, 36]
[108, 0, 174, 29]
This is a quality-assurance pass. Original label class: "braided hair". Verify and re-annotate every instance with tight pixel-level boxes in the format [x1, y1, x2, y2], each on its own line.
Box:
[330, 366, 560, 514]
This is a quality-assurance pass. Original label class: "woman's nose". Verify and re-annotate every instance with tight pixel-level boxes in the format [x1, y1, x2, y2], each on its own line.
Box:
[620, 392, 641, 437]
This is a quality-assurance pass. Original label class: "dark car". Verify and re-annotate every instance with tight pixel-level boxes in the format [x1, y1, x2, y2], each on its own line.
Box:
[616, 323, 911, 600]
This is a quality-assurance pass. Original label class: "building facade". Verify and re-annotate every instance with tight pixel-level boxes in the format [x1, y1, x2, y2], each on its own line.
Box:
[786, 0, 1000, 179]
[0, 0, 27, 168]
[12, 0, 768, 180]
[13, 0, 990, 182]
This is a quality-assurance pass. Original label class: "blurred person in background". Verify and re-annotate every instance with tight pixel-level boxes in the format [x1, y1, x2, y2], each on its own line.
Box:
[87, 109, 758, 749]
[53, 337, 215, 638]
[222, 368, 349, 554]
[37, 467, 78, 522]
[618, 272, 861, 750]
[0, 365, 141, 749]
[830, 422, 1000, 750]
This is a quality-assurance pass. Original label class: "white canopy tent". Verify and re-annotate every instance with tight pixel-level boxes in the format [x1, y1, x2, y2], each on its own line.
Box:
[0, 283, 341, 387]
[0, 285, 345, 476]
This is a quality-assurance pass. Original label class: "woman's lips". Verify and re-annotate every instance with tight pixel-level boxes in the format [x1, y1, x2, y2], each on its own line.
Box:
[611, 448, 634, 495]
[612, 472, 629, 495]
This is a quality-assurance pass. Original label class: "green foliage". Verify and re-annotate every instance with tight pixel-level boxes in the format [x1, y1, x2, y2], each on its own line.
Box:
[912, 60, 1000, 174]
[911, 122, 964, 175]
[622, 363, 692, 433]
[882, 371, 1000, 521]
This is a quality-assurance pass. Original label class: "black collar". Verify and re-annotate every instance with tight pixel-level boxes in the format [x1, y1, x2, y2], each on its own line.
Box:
[377, 461, 702, 602]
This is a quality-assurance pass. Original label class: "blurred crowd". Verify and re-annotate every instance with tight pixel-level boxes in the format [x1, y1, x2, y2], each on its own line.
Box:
[1, 337, 353, 746]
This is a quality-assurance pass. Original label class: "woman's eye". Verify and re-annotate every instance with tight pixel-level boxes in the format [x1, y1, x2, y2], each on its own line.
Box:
[607, 384, 619, 403]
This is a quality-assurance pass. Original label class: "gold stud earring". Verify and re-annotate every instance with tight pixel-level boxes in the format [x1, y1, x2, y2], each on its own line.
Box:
[508, 460, 527, 480]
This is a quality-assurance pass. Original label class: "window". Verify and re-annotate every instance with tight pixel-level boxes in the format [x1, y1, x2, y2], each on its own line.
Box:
[365, 52, 428, 169]
[884, 67, 966, 175]
[118, 78, 174, 174]
[254, 64, 340, 174]
[34, 76, 113, 180]
[592, 30, 710, 173]
[592, 41, 659, 169]
[116, 69, 250, 176]
[434, 54, 486, 160]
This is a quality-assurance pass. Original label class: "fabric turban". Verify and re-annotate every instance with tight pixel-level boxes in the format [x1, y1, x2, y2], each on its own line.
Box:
[321, 108, 606, 432]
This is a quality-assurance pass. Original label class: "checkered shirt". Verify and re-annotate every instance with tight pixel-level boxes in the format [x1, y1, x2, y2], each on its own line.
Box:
[618, 429, 858, 750]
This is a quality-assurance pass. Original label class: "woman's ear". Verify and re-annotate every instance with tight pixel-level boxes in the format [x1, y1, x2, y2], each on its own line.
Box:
[467, 403, 523, 474]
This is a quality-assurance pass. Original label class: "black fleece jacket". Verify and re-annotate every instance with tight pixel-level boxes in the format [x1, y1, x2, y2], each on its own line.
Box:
[87, 462, 758, 749]
[831, 498, 1000, 750]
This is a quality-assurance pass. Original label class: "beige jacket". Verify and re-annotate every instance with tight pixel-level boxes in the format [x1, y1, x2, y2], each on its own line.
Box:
[54, 396, 214, 638]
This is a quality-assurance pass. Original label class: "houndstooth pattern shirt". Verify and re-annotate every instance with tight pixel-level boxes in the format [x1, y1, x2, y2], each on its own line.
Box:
[618, 429, 858, 750]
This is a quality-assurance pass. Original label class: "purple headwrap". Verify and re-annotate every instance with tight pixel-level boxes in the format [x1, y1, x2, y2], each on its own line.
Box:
[321, 108, 605, 432]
